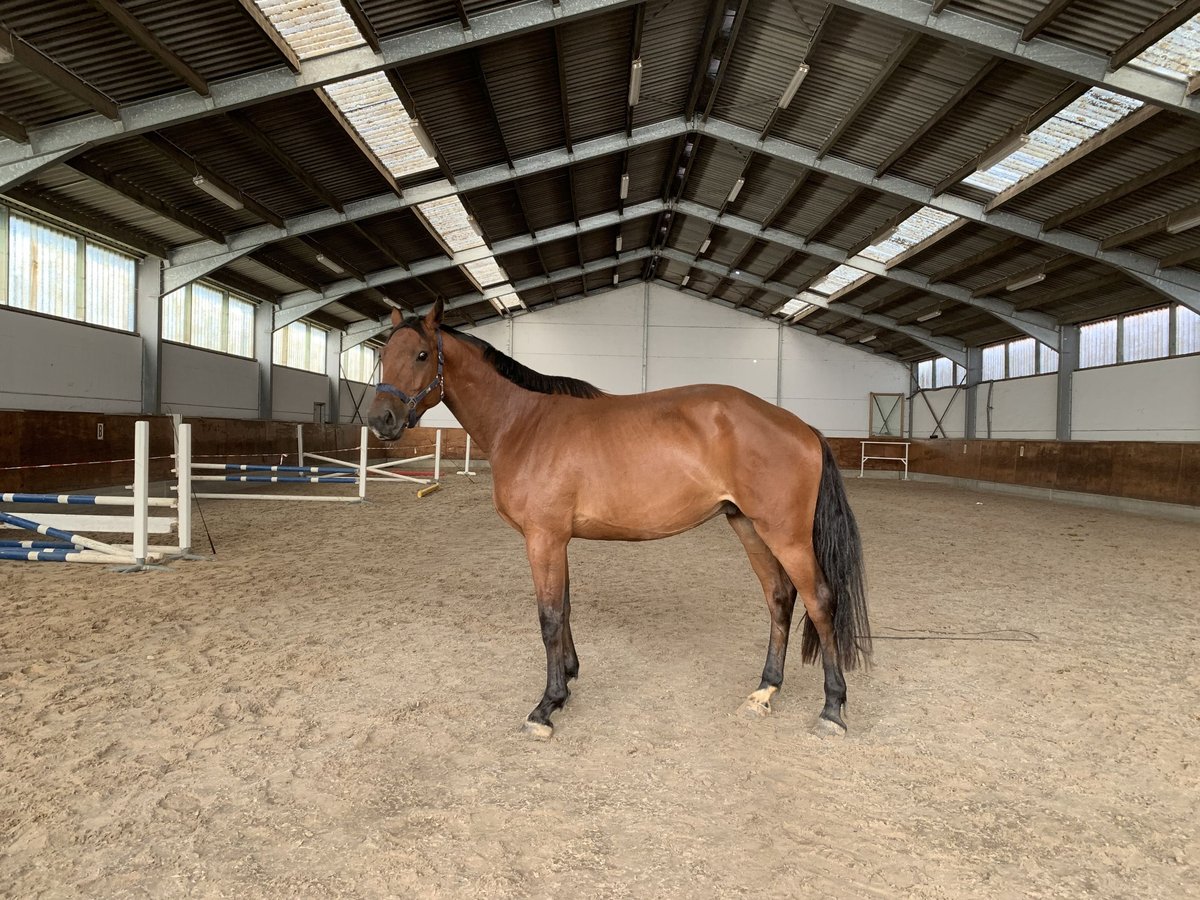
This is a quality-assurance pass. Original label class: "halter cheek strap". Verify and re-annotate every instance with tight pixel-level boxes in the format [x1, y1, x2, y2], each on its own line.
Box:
[375, 329, 444, 429]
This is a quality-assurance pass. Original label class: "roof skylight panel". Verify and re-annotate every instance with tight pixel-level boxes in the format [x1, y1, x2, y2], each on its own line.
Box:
[417, 195, 483, 253]
[1129, 14, 1200, 80]
[963, 88, 1144, 193]
[860, 208, 960, 264]
[464, 258, 508, 288]
[808, 264, 872, 297]
[491, 292, 526, 313]
[253, 0, 364, 58]
[322, 74, 440, 177]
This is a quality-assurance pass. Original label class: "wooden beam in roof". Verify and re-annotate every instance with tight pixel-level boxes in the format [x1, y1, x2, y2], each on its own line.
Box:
[927, 235, 1024, 282]
[882, 217, 970, 269]
[5, 187, 168, 257]
[234, 0, 302, 73]
[685, 0, 729, 120]
[818, 32, 921, 159]
[313, 89, 403, 196]
[85, 0, 210, 95]
[248, 249, 323, 292]
[1013, 272, 1126, 312]
[1108, 0, 1200, 70]
[0, 113, 29, 144]
[757, 5, 836, 139]
[339, 0, 380, 52]
[701, 0, 752, 121]
[1100, 200, 1200, 251]
[971, 253, 1078, 296]
[0, 25, 120, 120]
[298, 235, 367, 281]
[860, 284, 919, 314]
[847, 202, 925, 256]
[929, 0, 954, 13]
[1043, 144, 1200, 230]
[552, 26, 574, 152]
[350, 223, 407, 269]
[1161, 243, 1200, 268]
[931, 83, 1090, 196]
[141, 133, 286, 229]
[624, 3, 646, 139]
[226, 111, 345, 212]
[66, 156, 227, 245]
[874, 59, 999, 176]
[806, 186, 864, 241]
[1020, 0, 1077, 41]
[211, 267, 283, 302]
[984, 105, 1160, 213]
[452, 0, 472, 31]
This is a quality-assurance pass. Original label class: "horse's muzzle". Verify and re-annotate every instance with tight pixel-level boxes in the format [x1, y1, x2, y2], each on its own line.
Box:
[368, 406, 406, 442]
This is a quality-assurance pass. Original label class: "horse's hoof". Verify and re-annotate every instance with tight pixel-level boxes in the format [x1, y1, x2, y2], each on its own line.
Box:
[521, 720, 554, 741]
[813, 716, 847, 739]
[739, 686, 777, 718]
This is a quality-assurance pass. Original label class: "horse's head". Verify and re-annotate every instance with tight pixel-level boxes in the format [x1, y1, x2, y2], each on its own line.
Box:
[368, 298, 445, 441]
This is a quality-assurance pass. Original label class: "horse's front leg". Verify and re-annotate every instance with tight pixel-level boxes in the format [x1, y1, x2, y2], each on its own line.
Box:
[521, 530, 570, 740]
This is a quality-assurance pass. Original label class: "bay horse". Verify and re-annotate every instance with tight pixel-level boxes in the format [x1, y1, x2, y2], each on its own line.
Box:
[369, 300, 871, 740]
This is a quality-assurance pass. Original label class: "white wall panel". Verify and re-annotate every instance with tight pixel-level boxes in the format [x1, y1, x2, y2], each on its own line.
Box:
[1073, 356, 1200, 441]
[161, 342, 258, 418]
[0, 308, 141, 412]
[976, 375, 1057, 439]
[272, 366, 329, 422]
[912, 387, 966, 439]
[779, 328, 908, 436]
[339, 379, 374, 424]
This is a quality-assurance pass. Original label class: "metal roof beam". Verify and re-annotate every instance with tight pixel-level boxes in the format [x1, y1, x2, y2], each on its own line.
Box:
[675, 199, 1062, 347]
[0, 25, 121, 121]
[274, 201, 664, 325]
[817, 32, 921, 158]
[234, 0, 302, 72]
[86, 0, 211, 95]
[660, 248, 967, 363]
[0, 0, 643, 182]
[1044, 145, 1200, 230]
[700, 117, 1200, 310]
[164, 117, 689, 291]
[822, 0, 1200, 120]
[1021, 0, 1077, 41]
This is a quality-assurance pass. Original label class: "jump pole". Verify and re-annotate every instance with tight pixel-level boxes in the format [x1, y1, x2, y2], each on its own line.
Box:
[458, 434, 477, 476]
[359, 426, 369, 500]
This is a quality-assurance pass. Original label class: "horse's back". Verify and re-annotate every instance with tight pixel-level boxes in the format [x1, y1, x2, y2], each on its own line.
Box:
[493, 383, 826, 540]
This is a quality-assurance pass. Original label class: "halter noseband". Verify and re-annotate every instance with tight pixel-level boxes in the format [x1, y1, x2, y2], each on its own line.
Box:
[375, 328, 444, 429]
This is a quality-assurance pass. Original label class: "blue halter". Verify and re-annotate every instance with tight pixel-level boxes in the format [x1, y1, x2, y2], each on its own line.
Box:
[376, 328, 444, 429]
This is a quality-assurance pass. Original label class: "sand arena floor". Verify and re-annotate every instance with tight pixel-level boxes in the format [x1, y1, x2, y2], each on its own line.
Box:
[1, 474, 1197, 898]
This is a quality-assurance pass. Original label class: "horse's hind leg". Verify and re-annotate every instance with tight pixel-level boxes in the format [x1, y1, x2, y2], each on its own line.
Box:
[728, 512, 796, 717]
[563, 571, 579, 682]
[760, 536, 848, 734]
[521, 530, 571, 740]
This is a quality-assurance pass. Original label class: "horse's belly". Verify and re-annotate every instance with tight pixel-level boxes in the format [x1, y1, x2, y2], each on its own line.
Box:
[571, 493, 730, 541]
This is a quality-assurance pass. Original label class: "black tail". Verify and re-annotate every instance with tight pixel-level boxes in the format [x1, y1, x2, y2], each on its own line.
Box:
[801, 436, 872, 670]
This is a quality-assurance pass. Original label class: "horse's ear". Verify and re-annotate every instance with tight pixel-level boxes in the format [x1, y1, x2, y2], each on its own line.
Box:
[390, 308, 403, 328]
[424, 297, 444, 328]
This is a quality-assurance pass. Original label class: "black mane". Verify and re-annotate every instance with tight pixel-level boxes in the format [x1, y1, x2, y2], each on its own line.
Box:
[397, 320, 606, 399]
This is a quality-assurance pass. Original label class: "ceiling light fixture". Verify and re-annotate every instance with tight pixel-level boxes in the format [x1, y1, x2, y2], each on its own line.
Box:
[681, 275, 690, 287]
[859, 334, 877, 343]
[411, 120, 437, 158]
[1165, 208, 1200, 234]
[727, 177, 745, 203]
[916, 309, 942, 322]
[1006, 271, 1045, 291]
[615, 236, 623, 252]
[0, 44, 13, 65]
[613, 272, 620, 286]
[316, 254, 345, 274]
[699, 238, 711, 254]
[778, 63, 810, 110]
[978, 131, 1030, 172]
[192, 175, 244, 210]
[619, 173, 629, 199]
[628, 59, 643, 106]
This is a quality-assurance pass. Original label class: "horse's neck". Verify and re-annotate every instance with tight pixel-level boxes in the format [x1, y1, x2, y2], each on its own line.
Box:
[440, 335, 534, 454]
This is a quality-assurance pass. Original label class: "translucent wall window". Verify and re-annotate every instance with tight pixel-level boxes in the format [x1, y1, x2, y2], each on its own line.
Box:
[274, 320, 326, 373]
[1007, 338, 1036, 378]
[8, 214, 78, 319]
[981, 343, 1005, 381]
[308, 327, 327, 373]
[342, 344, 378, 383]
[162, 288, 187, 343]
[1039, 344, 1059, 374]
[1123, 306, 1169, 362]
[916, 359, 933, 389]
[1080, 318, 1117, 368]
[190, 282, 224, 352]
[83, 243, 135, 330]
[1179, 306, 1200, 356]
[934, 357, 954, 387]
[226, 296, 255, 358]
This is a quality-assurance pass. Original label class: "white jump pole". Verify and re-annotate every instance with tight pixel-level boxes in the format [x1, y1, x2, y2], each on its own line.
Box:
[459, 434, 477, 476]
[359, 426, 369, 500]
[131, 421, 149, 567]
[434, 430, 442, 482]
[176, 423, 192, 555]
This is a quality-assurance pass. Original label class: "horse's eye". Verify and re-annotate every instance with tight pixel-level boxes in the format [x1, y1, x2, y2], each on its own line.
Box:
[417, 351, 428, 362]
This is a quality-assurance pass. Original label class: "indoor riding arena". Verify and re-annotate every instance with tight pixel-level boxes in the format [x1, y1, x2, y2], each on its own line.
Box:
[1, 1, 1197, 897]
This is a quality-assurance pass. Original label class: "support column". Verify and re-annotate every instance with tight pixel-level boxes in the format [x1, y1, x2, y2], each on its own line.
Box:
[255, 302, 273, 420]
[962, 346, 982, 439]
[137, 255, 163, 415]
[641, 282, 650, 392]
[1056, 325, 1080, 441]
[326, 329, 343, 424]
